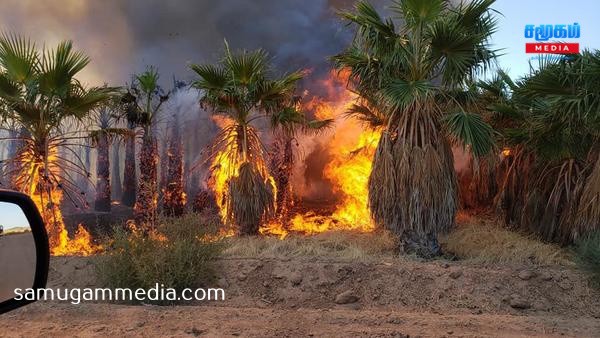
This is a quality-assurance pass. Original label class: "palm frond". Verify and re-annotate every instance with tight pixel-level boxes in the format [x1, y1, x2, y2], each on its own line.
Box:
[344, 103, 385, 129]
[136, 67, 160, 95]
[443, 110, 496, 158]
[0, 33, 38, 84]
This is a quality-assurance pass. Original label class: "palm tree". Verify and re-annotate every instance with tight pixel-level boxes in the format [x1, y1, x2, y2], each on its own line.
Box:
[162, 112, 186, 216]
[0, 34, 113, 248]
[91, 100, 127, 212]
[93, 106, 113, 212]
[446, 81, 502, 209]
[111, 138, 123, 201]
[333, 0, 498, 256]
[125, 67, 169, 229]
[269, 103, 333, 221]
[190, 44, 304, 235]
[488, 52, 600, 244]
[120, 93, 138, 207]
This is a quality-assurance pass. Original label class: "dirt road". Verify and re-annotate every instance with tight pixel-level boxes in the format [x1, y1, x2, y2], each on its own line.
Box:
[0, 232, 36, 302]
[1, 256, 599, 337]
[2, 302, 599, 337]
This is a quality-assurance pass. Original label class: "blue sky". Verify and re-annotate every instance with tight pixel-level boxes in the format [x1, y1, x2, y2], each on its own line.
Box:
[0, 202, 29, 230]
[491, 0, 600, 79]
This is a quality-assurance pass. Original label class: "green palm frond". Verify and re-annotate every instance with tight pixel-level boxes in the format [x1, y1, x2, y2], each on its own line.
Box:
[391, 0, 446, 28]
[0, 34, 113, 213]
[303, 118, 335, 135]
[380, 79, 434, 111]
[443, 110, 496, 157]
[136, 67, 159, 95]
[270, 107, 304, 129]
[63, 85, 116, 119]
[341, 1, 396, 41]
[224, 47, 269, 86]
[190, 64, 228, 91]
[38, 41, 90, 95]
[0, 33, 38, 84]
[344, 103, 385, 129]
[0, 72, 21, 101]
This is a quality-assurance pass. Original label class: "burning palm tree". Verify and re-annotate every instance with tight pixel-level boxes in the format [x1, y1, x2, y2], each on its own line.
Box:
[333, 0, 498, 257]
[91, 101, 126, 212]
[268, 98, 334, 222]
[190, 44, 305, 235]
[124, 67, 169, 229]
[162, 113, 186, 216]
[0, 34, 113, 254]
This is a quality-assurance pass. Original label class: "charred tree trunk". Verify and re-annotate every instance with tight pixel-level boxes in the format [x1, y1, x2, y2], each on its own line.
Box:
[121, 122, 137, 207]
[94, 132, 111, 212]
[159, 137, 168, 203]
[162, 117, 186, 216]
[111, 140, 122, 201]
[270, 136, 294, 222]
[134, 131, 158, 228]
[192, 189, 217, 213]
[2, 128, 20, 188]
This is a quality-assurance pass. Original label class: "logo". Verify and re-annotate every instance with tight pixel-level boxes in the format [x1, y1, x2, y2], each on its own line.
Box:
[524, 23, 580, 54]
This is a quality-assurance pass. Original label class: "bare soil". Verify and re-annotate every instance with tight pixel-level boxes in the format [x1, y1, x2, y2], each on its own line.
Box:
[1, 255, 600, 337]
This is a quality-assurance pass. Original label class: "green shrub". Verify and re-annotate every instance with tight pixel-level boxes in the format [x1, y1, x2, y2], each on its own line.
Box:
[95, 213, 223, 304]
[574, 231, 600, 288]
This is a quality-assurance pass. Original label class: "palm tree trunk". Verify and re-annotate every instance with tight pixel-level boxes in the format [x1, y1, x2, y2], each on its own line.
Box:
[369, 113, 457, 258]
[134, 131, 158, 228]
[77, 145, 91, 198]
[163, 119, 186, 216]
[121, 123, 137, 207]
[111, 140, 122, 201]
[271, 136, 294, 221]
[159, 139, 167, 202]
[94, 132, 111, 212]
[3, 128, 19, 188]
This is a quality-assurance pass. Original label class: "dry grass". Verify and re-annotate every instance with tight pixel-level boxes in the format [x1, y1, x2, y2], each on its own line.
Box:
[223, 213, 573, 265]
[441, 215, 573, 266]
[222, 229, 397, 261]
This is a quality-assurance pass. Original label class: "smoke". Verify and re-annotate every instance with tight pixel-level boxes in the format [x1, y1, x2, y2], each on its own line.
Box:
[0, 0, 392, 205]
[0, 0, 364, 87]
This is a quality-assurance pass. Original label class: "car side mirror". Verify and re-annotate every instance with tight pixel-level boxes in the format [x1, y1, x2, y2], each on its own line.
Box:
[0, 190, 49, 314]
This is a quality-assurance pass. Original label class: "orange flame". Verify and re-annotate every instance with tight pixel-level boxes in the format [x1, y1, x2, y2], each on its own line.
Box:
[260, 70, 381, 237]
[19, 141, 101, 256]
[209, 116, 277, 233]
[206, 70, 380, 238]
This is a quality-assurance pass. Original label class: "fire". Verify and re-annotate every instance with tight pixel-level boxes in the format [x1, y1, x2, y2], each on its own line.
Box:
[260, 70, 381, 237]
[206, 70, 380, 238]
[209, 116, 277, 231]
[17, 141, 101, 256]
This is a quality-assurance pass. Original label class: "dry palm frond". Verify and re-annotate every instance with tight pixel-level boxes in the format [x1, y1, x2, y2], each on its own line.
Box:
[495, 146, 535, 227]
[520, 159, 588, 244]
[574, 155, 600, 241]
[368, 101, 457, 256]
[459, 154, 499, 209]
[227, 162, 276, 235]
[368, 132, 396, 229]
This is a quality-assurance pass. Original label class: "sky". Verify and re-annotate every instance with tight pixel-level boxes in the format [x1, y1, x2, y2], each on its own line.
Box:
[492, 0, 600, 79]
[0, 0, 598, 86]
[0, 202, 29, 230]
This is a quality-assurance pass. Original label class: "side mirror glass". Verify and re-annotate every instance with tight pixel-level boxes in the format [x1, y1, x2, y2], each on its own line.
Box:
[0, 191, 49, 314]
